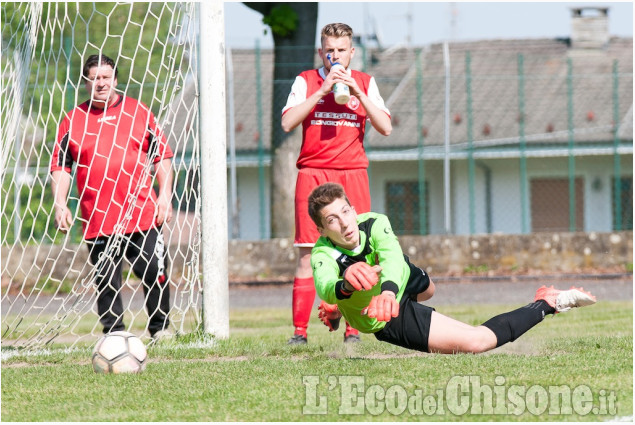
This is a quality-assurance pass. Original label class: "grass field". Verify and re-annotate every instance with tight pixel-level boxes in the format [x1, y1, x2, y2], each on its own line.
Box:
[1, 300, 632, 421]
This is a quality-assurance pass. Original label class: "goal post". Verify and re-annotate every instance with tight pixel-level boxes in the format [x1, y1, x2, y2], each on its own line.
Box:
[0, 1, 228, 349]
[198, 1, 229, 339]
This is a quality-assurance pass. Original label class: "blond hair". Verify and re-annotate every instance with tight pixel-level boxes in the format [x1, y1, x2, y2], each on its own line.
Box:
[320, 23, 353, 46]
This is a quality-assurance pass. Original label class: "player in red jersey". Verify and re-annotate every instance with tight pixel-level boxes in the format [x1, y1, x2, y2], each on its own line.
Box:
[281, 23, 392, 344]
[50, 54, 174, 341]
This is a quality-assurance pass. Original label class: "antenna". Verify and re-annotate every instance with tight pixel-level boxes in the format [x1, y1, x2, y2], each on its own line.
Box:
[406, 3, 413, 47]
[381, 5, 413, 47]
[357, 3, 382, 50]
[449, 2, 458, 41]
[363, 2, 371, 41]
[371, 16, 384, 50]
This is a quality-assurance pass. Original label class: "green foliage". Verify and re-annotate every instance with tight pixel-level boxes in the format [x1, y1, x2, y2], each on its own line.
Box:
[36, 276, 75, 295]
[15, 2, 187, 142]
[0, 170, 67, 244]
[261, 4, 298, 37]
[2, 2, 191, 244]
[2, 301, 632, 421]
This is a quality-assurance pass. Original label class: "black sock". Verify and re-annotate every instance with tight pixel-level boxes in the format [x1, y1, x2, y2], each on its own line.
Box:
[481, 300, 556, 347]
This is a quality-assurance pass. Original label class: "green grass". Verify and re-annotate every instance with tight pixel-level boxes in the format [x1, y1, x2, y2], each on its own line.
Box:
[2, 301, 632, 421]
[2, 308, 201, 343]
[463, 264, 490, 274]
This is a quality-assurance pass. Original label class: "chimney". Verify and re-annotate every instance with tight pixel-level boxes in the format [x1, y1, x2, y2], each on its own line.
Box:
[570, 7, 610, 50]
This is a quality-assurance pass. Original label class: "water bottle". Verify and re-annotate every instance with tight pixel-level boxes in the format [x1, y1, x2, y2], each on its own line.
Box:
[327, 55, 350, 105]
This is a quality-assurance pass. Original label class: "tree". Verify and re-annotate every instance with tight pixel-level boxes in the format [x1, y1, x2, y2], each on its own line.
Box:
[243, 2, 318, 238]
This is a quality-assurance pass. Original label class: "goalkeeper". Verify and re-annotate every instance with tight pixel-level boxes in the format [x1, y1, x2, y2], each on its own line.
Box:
[49, 54, 173, 341]
[310, 183, 596, 353]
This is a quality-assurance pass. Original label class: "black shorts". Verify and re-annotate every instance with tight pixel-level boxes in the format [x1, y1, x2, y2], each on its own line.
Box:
[373, 259, 435, 352]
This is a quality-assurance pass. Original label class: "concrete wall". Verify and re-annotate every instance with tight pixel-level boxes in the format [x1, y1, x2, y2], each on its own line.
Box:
[2, 232, 631, 288]
[226, 231, 633, 279]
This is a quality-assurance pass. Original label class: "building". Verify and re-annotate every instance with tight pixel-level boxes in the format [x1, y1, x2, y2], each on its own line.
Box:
[203, 6, 633, 240]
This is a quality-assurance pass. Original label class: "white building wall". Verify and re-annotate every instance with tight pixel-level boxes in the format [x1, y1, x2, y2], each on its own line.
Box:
[582, 156, 613, 232]
[453, 160, 489, 235]
[230, 166, 271, 240]
[488, 159, 525, 234]
[231, 154, 632, 239]
[368, 160, 446, 234]
[577, 155, 633, 232]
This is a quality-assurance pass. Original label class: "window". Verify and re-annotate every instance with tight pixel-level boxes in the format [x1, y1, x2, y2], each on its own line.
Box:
[385, 181, 429, 235]
[612, 177, 633, 231]
[172, 167, 199, 213]
[530, 178, 584, 232]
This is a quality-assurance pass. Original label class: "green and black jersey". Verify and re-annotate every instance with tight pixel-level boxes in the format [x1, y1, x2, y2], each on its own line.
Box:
[311, 212, 411, 333]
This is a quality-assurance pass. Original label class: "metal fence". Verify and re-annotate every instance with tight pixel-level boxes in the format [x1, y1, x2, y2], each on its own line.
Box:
[227, 42, 633, 239]
[2, 42, 633, 244]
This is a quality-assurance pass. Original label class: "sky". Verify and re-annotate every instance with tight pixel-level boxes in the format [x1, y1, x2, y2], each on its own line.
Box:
[224, 1, 633, 49]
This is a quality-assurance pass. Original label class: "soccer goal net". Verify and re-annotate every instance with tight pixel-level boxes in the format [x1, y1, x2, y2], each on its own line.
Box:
[1, 2, 205, 350]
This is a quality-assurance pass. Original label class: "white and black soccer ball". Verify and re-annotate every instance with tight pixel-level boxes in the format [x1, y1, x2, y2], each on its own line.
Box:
[92, 331, 147, 374]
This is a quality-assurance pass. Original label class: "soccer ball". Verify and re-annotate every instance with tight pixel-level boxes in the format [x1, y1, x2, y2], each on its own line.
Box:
[92, 331, 147, 374]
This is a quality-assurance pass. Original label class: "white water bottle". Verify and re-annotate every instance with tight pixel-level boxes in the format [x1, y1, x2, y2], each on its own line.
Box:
[330, 63, 350, 105]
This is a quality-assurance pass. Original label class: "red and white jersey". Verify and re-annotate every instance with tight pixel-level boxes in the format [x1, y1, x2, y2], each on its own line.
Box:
[50, 95, 173, 239]
[282, 67, 390, 170]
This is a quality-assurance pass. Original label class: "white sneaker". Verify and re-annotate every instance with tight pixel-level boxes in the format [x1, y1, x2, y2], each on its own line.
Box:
[535, 285, 597, 313]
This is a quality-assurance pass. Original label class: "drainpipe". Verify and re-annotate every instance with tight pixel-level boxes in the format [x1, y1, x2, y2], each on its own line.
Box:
[476, 161, 492, 234]
[443, 41, 451, 234]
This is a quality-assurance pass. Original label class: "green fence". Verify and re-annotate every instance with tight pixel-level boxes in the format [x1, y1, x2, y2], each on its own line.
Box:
[228, 41, 633, 238]
[2, 33, 633, 243]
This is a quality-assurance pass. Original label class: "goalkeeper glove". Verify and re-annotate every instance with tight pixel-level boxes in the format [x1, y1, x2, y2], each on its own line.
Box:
[365, 291, 399, 322]
[317, 301, 342, 332]
[343, 263, 382, 292]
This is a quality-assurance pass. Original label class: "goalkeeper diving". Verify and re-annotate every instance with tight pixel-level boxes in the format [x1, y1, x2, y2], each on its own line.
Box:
[309, 183, 597, 353]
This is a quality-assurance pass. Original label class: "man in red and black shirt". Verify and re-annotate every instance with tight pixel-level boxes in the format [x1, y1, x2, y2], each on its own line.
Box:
[281, 23, 392, 344]
[50, 54, 174, 340]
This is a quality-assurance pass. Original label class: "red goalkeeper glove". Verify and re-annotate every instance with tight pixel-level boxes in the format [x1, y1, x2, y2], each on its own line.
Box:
[317, 301, 342, 332]
[343, 263, 382, 292]
[365, 292, 399, 322]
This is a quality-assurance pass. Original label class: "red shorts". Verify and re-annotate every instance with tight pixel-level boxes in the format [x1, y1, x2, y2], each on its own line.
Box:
[294, 168, 371, 247]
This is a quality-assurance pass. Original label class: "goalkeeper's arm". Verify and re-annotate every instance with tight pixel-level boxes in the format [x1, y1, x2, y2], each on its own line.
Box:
[51, 170, 73, 232]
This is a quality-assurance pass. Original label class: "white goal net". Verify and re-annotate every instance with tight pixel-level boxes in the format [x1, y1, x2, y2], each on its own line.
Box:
[1, 2, 204, 349]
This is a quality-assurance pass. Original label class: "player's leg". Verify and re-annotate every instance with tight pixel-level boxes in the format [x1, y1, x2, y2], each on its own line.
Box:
[126, 228, 171, 337]
[289, 247, 315, 344]
[87, 236, 126, 334]
[381, 297, 557, 354]
[380, 264, 569, 353]
[289, 168, 322, 344]
[428, 286, 597, 354]
[428, 312, 498, 354]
